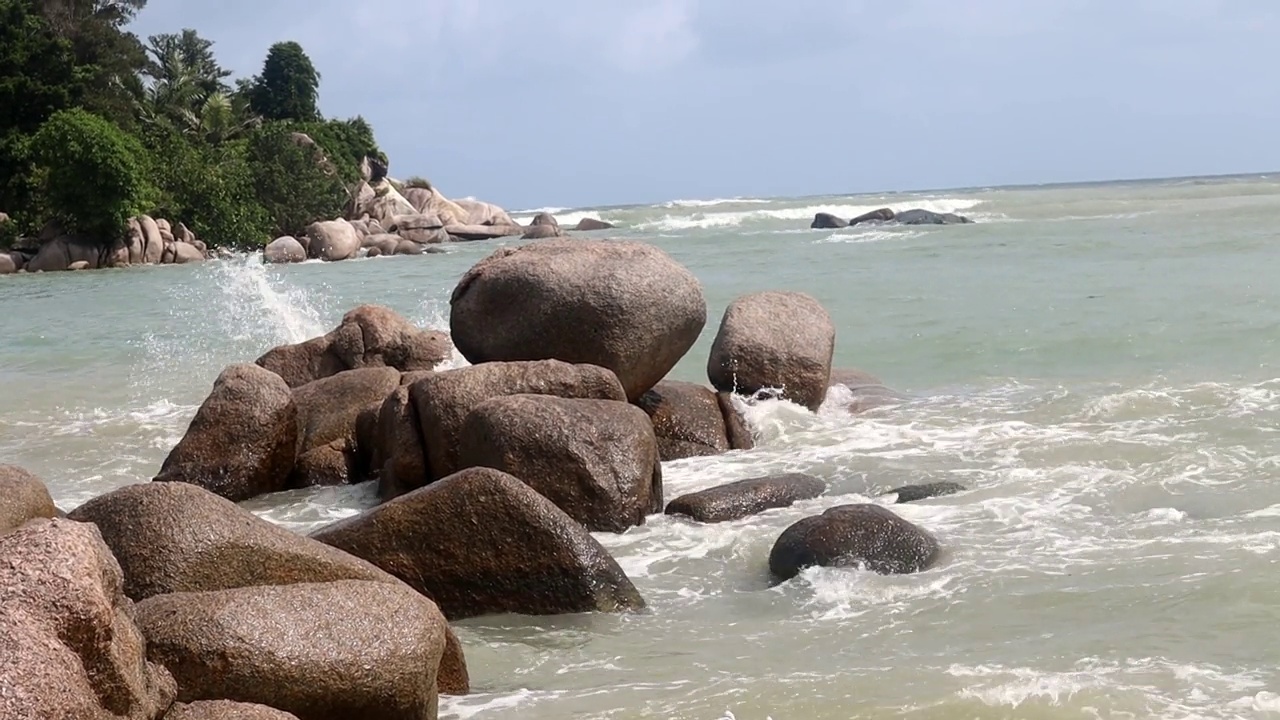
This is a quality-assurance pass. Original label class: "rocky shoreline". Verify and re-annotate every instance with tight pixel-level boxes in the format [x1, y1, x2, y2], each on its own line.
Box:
[0, 238, 956, 719]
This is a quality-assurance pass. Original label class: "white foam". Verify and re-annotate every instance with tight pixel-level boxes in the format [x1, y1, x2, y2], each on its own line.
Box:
[635, 198, 983, 232]
[661, 197, 773, 208]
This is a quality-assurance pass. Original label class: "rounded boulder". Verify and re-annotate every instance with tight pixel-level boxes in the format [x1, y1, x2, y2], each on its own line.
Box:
[264, 236, 306, 264]
[707, 291, 835, 412]
[666, 473, 826, 524]
[450, 240, 707, 401]
[768, 504, 940, 582]
[0, 464, 58, 534]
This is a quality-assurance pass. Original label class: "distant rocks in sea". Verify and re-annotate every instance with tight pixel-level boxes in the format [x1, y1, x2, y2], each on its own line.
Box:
[810, 207, 974, 229]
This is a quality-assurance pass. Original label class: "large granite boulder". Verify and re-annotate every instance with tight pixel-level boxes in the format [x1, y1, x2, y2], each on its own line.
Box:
[768, 504, 940, 582]
[67, 482, 392, 601]
[290, 367, 400, 485]
[312, 467, 645, 620]
[665, 474, 826, 524]
[170, 241, 205, 264]
[450, 240, 707, 401]
[635, 380, 732, 460]
[446, 223, 525, 241]
[389, 214, 449, 245]
[154, 363, 299, 502]
[412, 360, 626, 483]
[454, 198, 518, 227]
[305, 219, 360, 261]
[256, 304, 451, 388]
[0, 252, 18, 274]
[0, 519, 176, 718]
[707, 291, 835, 412]
[24, 233, 104, 272]
[371, 385, 429, 501]
[520, 224, 563, 240]
[0, 464, 58, 534]
[457, 395, 661, 532]
[264, 236, 306, 264]
[137, 581, 446, 720]
[849, 208, 895, 225]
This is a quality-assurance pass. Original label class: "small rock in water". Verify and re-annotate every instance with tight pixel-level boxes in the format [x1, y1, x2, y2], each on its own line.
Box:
[665, 473, 826, 523]
[768, 504, 940, 582]
[887, 481, 966, 503]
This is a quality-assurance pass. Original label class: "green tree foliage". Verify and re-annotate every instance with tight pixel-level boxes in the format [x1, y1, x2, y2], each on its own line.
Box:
[247, 41, 321, 123]
[248, 124, 346, 238]
[0, 7, 385, 250]
[27, 107, 152, 238]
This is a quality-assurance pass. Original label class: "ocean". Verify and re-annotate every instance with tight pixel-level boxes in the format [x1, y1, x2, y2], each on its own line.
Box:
[4, 174, 1280, 718]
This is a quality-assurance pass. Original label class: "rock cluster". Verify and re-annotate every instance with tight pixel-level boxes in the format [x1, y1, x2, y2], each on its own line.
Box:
[1, 214, 209, 274]
[810, 207, 973, 228]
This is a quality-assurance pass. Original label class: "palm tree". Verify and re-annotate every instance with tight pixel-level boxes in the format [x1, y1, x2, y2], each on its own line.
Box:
[133, 29, 258, 142]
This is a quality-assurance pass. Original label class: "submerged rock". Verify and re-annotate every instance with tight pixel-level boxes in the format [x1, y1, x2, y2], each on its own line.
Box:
[666, 474, 826, 524]
[457, 395, 662, 532]
[574, 217, 615, 231]
[311, 467, 646, 620]
[895, 208, 972, 225]
[707, 291, 835, 412]
[0, 519, 177, 718]
[137, 580, 446, 720]
[849, 208, 895, 225]
[887, 481, 966, 503]
[449, 239, 707, 401]
[810, 212, 849, 229]
[769, 504, 940, 582]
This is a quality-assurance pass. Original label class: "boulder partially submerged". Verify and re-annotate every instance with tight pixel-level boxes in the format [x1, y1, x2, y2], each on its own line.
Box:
[312, 467, 646, 620]
[666, 474, 826, 524]
[769, 504, 940, 582]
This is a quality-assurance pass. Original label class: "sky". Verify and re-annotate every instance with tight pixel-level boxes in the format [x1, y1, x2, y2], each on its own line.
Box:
[130, 1, 1280, 210]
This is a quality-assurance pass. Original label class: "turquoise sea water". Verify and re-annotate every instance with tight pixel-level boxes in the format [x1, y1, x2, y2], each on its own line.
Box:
[4, 174, 1280, 718]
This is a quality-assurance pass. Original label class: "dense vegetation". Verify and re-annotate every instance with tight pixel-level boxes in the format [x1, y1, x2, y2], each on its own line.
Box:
[0, 0, 384, 249]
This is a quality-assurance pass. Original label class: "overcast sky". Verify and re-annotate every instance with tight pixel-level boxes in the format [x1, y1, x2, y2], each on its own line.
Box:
[130, 1, 1280, 210]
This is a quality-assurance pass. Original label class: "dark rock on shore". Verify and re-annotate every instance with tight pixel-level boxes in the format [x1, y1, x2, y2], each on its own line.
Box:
[256, 304, 451, 388]
[0, 519, 177, 718]
[665, 473, 826, 524]
[0, 464, 58, 533]
[635, 380, 732, 460]
[67, 482, 392, 601]
[888, 481, 966, 503]
[457, 395, 661, 532]
[769, 504, 940, 582]
[810, 212, 849, 229]
[312, 467, 646, 620]
[371, 385, 430, 501]
[137, 581, 446, 720]
[449, 239, 707, 401]
[707, 291, 835, 412]
[412, 360, 627, 483]
[154, 363, 299, 502]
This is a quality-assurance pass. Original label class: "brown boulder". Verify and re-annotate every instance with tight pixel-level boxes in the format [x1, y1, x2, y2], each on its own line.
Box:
[458, 395, 661, 532]
[264, 236, 306, 264]
[718, 392, 756, 451]
[0, 252, 15, 274]
[290, 441, 356, 488]
[0, 464, 58, 533]
[305, 219, 360, 261]
[371, 385, 429, 501]
[439, 628, 470, 695]
[139, 214, 164, 264]
[312, 467, 645, 620]
[810, 212, 849, 229]
[530, 211, 559, 228]
[290, 366, 399, 482]
[171, 241, 205, 264]
[768, 504, 940, 582]
[25, 233, 104, 272]
[454, 198, 517, 226]
[165, 701, 300, 720]
[887, 481, 966, 503]
[154, 363, 299, 502]
[137, 581, 446, 720]
[849, 207, 895, 225]
[707, 291, 835, 412]
[520, 223, 562, 239]
[362, 232, 401, 256]
[574, 217, 615, 231]
[446, 223, 525, 241]
[450, 240, 707, 401]
[256, 305, 451, 388]
[636, 380, 731, 460]
[665, 473, 826, 524]
[68, 259, 90, 270]
[0, 519, 176, 718]
[67, 482, 392, 601]
[390, 214, 449, 245]
[412, 360, 626, 482]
